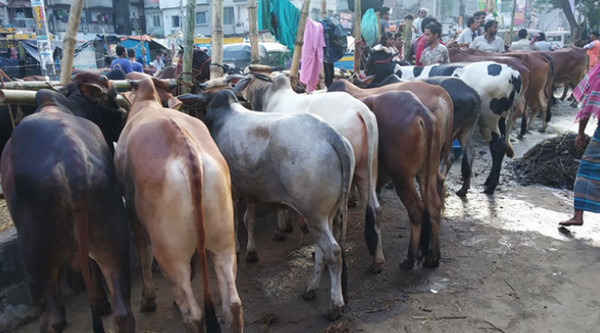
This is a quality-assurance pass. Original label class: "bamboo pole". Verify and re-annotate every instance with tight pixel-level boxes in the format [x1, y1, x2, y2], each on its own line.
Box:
[181, 0, 196, 94]
[403, 16, 414, 64]
[289, 0, 311, 78]
[353, 0, 361, 74]
[505, 0, 518, 46]
[0, 89, 130, 109]
[0, 80, 177, 91]
[60, 0, 85, 84]
[211, 0, 224, 79]
[321, 0, 327, 19]
[248, 0, 259, 64]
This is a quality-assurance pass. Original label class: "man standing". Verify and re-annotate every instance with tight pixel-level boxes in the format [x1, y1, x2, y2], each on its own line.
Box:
[153, 52, 165, 71]
[412, 8, 428, 39]
[456, 16, 479, 46]
[379, 6, 391, 45]
[470, 20, 505, 53]
[420, 22, 449, 66]
[559, 54, 600, 227]
[534, 32, 556, 51]
[110, 45, 132, 73]
[473, 11, 486, 36]
[584, 31, 600, 70]
[127, 48, 143, 72]
[510, 29, 537, 51]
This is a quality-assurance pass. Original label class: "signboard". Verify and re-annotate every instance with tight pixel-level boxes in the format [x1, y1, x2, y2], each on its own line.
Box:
[30, 0, 55, 77]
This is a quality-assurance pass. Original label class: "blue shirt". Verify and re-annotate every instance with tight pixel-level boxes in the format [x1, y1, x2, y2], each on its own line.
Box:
[110, 58, 132, 73]
[130, 61, 143, 72]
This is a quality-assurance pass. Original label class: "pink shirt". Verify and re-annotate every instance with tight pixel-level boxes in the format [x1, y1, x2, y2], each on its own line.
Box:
[300, 18, 325, 92]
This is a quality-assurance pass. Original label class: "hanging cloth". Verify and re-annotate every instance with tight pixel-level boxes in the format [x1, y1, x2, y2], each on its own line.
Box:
[258, 0, 300, 53]
[361, 9, 378, 47]
[300, 18, 325, 92]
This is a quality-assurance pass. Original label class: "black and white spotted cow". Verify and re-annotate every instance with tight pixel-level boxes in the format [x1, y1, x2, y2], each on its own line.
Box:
[366, 50, 522, 194]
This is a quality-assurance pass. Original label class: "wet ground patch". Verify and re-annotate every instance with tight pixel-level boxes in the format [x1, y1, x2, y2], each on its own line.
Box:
[512, 133, 590, 190]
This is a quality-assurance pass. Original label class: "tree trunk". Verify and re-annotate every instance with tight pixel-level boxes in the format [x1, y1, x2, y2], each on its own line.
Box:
[60, 0, 85, 84]
[559, 0, 585, 43]
[211, 0, 224, 79]
[181, 0, 196, 94]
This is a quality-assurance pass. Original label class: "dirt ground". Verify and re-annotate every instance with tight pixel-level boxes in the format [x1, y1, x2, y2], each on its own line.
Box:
[7, 98, 600, 333]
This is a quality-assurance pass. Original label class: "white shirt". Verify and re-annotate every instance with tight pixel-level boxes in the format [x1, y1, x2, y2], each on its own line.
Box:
[535, 41, 555, 51]
[510, 38, 537, 51]
[153, 59, 165, 71]
[456, 28, 477, 44]
[470, 35, 506, 53]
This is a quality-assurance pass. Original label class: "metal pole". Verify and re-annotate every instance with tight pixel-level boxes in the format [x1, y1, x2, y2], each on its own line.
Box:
[30, 0, 56, 78]
[211, 0, 224, 79]
[248, 0, 259, 64]
[181, 0, 196, 94]
[59, 0, 84, 83]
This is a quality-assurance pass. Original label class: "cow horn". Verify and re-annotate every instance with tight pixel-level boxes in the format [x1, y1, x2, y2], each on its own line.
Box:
[177, 93, 207, 106]
[129, 80, 140, 89]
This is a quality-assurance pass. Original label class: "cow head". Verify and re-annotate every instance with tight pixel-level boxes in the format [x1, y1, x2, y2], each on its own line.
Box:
[365, 46, 398, 83]
[126, 72, 180, 110]
[175, 48, 212, 87]
[233, 72, 274, 111]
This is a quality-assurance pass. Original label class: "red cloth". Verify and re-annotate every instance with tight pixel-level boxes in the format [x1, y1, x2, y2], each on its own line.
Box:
[414, 35, 426, 66]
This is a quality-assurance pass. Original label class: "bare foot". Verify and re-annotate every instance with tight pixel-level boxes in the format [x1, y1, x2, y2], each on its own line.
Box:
[559, 217, 583, 226]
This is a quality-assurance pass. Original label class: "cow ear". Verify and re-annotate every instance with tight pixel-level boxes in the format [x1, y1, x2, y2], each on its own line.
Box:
[362, 75, 376, 87]
[168, 96, 182, 110]
[233, 77, 251, 94]
[79, 83, 108, 100]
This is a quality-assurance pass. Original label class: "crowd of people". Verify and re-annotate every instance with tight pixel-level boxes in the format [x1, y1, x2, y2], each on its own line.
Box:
[103, 45, 172, 75]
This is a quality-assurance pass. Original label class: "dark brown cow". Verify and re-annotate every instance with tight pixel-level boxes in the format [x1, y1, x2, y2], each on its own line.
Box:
[363, 91, 445, 268]
[0, 73, 134, 333]
[115, 78, 243, 332]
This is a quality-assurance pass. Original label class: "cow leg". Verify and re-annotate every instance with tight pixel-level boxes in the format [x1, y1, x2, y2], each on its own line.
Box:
[304, 220, 345, 321]
[456, 134, 475, 197]
[128, 210, 157, 312]
[418, 175, 443, 268]
[211, 251, 243, 333]
[161, 261, 204, 332]
[243, 203, 259, 262]
[233, 198, 241, 255]
[484, 132, 506, 195]
[560, 82, 568, 100]
[273, 208, 289, 241]
[395, 181, 425, 270]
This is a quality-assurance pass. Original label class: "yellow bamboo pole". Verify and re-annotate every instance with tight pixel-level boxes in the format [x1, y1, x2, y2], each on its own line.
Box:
[181, 0, 196, 94]
[403, 16, 414, 63]
[289, 0, 311, 78]
[60, 0, 85, 84]
[211, 0, 224, 79]
[505, 0, 518, 46]
[353, 0, 361, 74]
[248, 0, 259, 64]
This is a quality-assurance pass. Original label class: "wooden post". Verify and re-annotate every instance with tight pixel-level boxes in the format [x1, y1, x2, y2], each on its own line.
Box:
[353, 0, 361, 74]
[403, 16, 413, 64]
[181, 0, 196, 94]
[211, 0, 224, 79]
[504, 0, 518, 46]
[248, 0, 259, 64]
[289, 0, 310, 79]
[321, 0, 327, 19]
[60, 0, 85, 84]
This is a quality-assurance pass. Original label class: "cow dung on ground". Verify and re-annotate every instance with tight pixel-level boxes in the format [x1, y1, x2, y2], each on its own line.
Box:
[513, 133, 590, 190]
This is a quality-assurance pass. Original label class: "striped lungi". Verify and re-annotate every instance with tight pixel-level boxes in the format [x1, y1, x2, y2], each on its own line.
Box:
[574, 124, 600, 213]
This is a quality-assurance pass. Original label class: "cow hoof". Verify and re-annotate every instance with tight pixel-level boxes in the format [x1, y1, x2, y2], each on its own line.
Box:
[302, 289, 317, 301]
[140, 298, 157, 312]
[327, 306, 344, 321]
[455, 188, 467, 198]
[95, 300, 113, 316]
[483, 186, 496, 195]
[272, 232, 285, 241]
[423, 258, 440, 268]
[399, 259, 415, 270]
[246, 251, 259, 263]
[368, 261, 384, 274]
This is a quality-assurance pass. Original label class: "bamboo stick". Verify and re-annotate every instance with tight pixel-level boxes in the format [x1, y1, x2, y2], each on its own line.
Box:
[321, 0, 327, 19]
[60, 0, 85, 84]
[403, 16, 414, 64]
[0, 80, 177, 91]
[505, 0, 518, 46]
[0, 89, 130, 109]
[289, 0, 311, 78]
[353, 0, 361, 73]
[181, 0, 196, 94]
[211, 0, 224, 79]
[248, 0, 259, 64]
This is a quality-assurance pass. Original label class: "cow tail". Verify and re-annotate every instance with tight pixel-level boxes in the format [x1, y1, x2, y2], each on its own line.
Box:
[357, 108, 379, 256]
[329, 128, 355, 304]
[185, 144, 220, 333]
[69, 160, 105, 333]
[420, 111, 436, 257]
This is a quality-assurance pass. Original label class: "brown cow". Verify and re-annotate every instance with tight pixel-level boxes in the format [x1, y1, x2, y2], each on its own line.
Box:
[539, 47, 588, 101]
[1, 73, 134, 333]
[363, 91, 445, 268]
[125, 71, 182, 109]
[115, 78, 243, 332]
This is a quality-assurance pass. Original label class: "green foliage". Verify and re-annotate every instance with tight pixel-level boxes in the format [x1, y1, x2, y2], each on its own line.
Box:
[534, 0, 598, 31]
